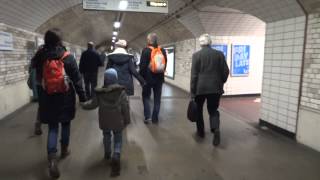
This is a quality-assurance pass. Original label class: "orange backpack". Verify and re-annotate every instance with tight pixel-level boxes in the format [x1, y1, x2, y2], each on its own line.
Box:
[42, 51, 70, 94]
[148, 46, 166, 73]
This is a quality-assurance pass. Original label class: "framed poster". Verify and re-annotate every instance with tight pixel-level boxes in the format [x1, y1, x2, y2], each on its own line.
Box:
[163, 46, 175, 79]
[0, 31, 13, 51]
[211, 44, 228, 59]
[231, 45, 250, 77]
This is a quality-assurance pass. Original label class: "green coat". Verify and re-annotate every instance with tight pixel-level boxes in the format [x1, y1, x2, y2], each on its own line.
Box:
[83, 84, 130, 131]
[190, 46, 229, 97]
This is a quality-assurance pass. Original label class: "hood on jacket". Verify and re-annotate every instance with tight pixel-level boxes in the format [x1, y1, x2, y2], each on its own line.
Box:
[108, 48, 134, 65]
[95, 84, 126, 104]
[44, 46, 66, 60]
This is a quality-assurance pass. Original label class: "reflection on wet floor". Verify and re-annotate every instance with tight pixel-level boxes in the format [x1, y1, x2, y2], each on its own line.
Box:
[0, 83, 320, 180]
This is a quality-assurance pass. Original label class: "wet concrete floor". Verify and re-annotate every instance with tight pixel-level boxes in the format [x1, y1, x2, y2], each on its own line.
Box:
[0, 83, 320, 180]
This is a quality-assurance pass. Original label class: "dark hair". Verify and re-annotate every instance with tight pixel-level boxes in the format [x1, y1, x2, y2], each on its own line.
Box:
[44, 28, 63, 48]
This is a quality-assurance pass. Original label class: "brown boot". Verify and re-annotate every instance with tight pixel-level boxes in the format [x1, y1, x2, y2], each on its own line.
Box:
[60, 144, 70, 159]
[48, 154, 60, 178]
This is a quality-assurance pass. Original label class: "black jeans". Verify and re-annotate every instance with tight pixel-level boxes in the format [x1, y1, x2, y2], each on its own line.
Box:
[195, 94, 221, 134]
[142, 82, 163, 121]
[83, 73, 98, 99]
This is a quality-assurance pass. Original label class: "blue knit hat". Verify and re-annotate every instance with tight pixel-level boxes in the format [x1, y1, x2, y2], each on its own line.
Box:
[104, 68, 118, 87]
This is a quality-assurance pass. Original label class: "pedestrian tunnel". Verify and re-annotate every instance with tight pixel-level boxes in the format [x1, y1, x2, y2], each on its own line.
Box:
[1, 0, 320, 179]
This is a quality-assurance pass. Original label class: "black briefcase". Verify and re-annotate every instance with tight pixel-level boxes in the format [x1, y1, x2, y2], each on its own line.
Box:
[187, 99, 198, 122]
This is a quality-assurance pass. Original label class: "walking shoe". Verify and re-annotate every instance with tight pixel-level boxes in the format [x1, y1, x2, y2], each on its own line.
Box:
[104, 152, 111, 160]
[60, 145, 70, 159]
[34, 123, 42, 135]
[197, 130, 205, 138]
[110, 153, 121, 177]
[48, 154, 60, 179]
[213, 130, 221, 146]
[152, 119, 159, 124]
[144, 118, 151, 124]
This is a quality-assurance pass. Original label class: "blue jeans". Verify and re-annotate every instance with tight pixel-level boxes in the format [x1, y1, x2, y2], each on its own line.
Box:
[142, 82, 163, 121]
[103, 130, 122, 157]
[47, 122, 71, 154]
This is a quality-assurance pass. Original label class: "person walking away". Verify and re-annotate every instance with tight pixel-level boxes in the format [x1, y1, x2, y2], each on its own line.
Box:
[190, 34, 229, 146]
[139, 33, 167, 124]
[32, 29, 87, 178]
[79, 42, 103, 99]
[82, 68, 130, 177]
[28, 45, 44, 135]
[107, 39, 145, 96]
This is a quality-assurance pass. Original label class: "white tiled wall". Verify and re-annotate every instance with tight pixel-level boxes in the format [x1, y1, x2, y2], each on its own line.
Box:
[260, 16, 306, 133]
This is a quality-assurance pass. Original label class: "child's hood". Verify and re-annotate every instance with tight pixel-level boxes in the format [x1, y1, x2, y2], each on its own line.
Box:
[95, 84, 126, 104]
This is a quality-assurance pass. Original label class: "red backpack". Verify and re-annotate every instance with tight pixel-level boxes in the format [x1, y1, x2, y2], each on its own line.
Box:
[42, 51, 70, 94]
[148, 46, 166, 73]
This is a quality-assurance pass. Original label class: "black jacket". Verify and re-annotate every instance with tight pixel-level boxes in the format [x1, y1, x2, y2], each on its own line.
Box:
[139, 46, 167, 85]
[79, 48, 103, 74]
[190, 46, 229, 97]
[107, 48, 145, 96]
[32, 46, 86, 124]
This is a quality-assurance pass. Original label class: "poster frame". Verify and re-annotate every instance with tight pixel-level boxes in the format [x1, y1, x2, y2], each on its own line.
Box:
[163, 45, 175, 80]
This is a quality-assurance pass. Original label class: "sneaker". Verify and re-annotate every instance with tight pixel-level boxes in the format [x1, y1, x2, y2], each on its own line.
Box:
[144, 118, 151, 124]
[48, 154, 60, 179]
[213, 131, 221, 146]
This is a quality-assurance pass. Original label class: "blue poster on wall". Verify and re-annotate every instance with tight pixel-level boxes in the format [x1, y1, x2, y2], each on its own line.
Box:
[211, 44, 228, 59]
[232, 45, 250, 77]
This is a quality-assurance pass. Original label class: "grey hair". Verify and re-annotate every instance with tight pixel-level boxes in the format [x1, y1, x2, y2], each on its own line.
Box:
[147, 33, 158, 46]
[199, 34, 212, 46]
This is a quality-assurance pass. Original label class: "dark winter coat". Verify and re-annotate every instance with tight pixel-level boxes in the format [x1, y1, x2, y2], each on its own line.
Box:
[79, 48, 103, 74]
[32, 46, 86, 124]
[139, 46, 167, 85]
[82, 84, 130, 131]
[190, 46, 229, 97]
[107, 48, 145, 96]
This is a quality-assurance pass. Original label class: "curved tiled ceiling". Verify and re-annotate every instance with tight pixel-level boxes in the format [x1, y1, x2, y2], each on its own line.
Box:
[0, 0, 314, 49]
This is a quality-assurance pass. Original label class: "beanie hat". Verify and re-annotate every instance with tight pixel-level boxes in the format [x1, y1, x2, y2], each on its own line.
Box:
[104, 68, 118, 87]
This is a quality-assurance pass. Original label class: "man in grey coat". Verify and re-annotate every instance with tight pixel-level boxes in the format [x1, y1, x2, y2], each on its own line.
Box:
[190, 34, 229, 146]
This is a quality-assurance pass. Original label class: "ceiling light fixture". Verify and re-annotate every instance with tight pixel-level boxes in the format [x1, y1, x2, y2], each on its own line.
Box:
[112, 37, 116, 40]
[119, 0, 128, 10]
[114, 21, 121, 29]
[113, 31, 118, 36]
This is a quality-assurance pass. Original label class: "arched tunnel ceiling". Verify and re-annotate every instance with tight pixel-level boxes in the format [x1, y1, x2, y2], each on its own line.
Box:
[0, 0, 317, 49]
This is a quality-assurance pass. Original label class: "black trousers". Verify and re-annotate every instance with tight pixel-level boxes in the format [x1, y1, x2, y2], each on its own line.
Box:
[195, 94, 221, 134]
[83, 73, 98, 99]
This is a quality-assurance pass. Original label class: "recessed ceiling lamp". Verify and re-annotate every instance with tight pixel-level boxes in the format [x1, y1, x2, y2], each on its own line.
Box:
[113, 31, 118, 36]
[114, 21, 121, 29]
[119, 0, 128, 10]
[112, 37, 116, 40]
[112, 39, 115, 43]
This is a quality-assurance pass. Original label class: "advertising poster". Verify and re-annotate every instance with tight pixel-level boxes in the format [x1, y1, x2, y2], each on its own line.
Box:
[231, 45, 250, 77]
[0, 31, 13, 51]
[211, 44, 228, 59]
[164, 46, 175, 79]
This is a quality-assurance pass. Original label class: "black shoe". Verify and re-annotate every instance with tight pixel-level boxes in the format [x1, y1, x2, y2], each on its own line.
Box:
[104, 152, 111, 160]
[110, 155, 121, 177]
[213, 131, 221, 146]
[34, 123, 42, 135]
[60, 145, 70, 159]
[152, 119, 159, 124]
[48, 154, 60, 179]
[197, 131, 205, 138]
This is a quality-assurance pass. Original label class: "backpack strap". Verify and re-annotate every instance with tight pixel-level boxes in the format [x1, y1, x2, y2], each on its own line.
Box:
[60, 51, 70, 61]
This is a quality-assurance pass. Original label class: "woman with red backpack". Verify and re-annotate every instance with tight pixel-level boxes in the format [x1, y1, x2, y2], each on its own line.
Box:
[31, 28, 86, 178]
